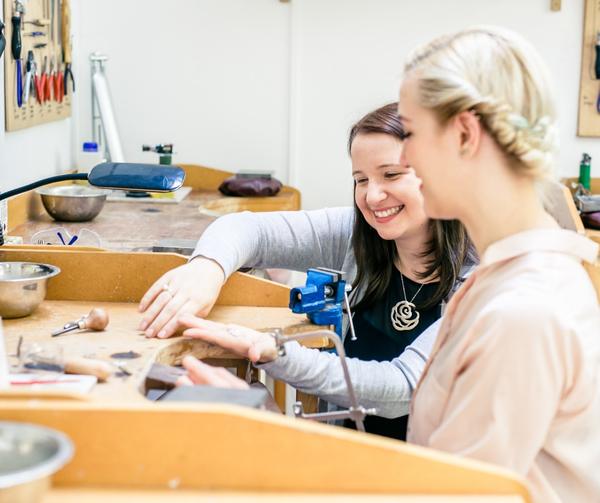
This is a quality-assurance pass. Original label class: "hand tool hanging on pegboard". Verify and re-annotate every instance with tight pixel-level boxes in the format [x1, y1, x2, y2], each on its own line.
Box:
[594, 31, 600, 114]
[0, 20, 6, 59]
[61, 0, 74, 94]
[34, 54, 43, 104]
[23, 50, 35, 104]
[11, 1, 24, 108]
[48, 56, 56, 101]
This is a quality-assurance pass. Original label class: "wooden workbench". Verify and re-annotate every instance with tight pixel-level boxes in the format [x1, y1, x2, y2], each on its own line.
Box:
[7, 163, 301, 251]
[0, 247, 530, 501]
[0, 247, 324, 404]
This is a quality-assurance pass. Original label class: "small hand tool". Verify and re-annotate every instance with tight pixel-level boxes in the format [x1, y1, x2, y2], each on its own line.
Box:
[15, 0, 25, 26]
[51, 307, 109, 337]
[113, 361, 132, 377]
[56, 230, 77, 245]
[19, 342, 113, 382]
[595, 32, 600, 113]
[55, 67, 64, 103]
[40, 55, 48, 101]
[24, 18, 50, 27]
[50, 0, 55, 43]
[23, 50, 35, 104]
[61, 0, 74, 94]
[24, 31, 45, 37]
[33, 56, 43, 104]
[63, 356, 113, 381]
[11, 14, 23, 108]
[33, 42, 47, 49]
[24, 356, 113, 382]
[48, 56, 56, 101]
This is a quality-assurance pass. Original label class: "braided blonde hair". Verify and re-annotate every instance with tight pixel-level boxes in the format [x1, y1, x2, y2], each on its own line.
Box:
[404, 26, 557, 179]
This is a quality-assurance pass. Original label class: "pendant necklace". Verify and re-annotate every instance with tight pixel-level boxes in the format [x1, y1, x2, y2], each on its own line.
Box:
[391, 273, 425, 332]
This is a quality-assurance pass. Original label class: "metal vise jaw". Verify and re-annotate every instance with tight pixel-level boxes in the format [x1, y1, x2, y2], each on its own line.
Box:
[289, 267, 347, 337]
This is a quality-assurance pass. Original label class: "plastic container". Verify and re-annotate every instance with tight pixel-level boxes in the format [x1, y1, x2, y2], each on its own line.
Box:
[77, 142, 105, 173]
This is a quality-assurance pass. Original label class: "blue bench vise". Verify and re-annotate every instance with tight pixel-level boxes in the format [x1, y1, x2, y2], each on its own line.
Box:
[289, 267, 348, 337]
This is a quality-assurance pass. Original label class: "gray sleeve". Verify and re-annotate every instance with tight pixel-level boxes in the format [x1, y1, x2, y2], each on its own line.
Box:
[192, 207, 355, 277]
[258, 319, 440, 418]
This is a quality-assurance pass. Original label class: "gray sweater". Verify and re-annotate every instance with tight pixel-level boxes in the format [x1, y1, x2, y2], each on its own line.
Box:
[193, 207, 444, 418]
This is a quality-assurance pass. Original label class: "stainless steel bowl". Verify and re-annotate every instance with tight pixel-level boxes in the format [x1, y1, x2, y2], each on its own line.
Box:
[0, 421, 73, 503]
[0, 262, 60, 318]
[36, 185, 109, 222]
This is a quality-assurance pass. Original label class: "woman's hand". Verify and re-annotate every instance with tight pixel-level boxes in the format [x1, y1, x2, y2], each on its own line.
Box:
[176, 355, 249, 389]
[179, 314, 279, 363]
[138, 257, 226, 339]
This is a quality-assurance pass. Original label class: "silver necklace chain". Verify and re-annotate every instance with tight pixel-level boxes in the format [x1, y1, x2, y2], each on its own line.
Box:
[391, 273, 425, 332]
[400, 272, 424, 304]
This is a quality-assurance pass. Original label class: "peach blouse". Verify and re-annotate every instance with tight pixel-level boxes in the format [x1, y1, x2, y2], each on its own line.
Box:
[407, 229, 600, 503]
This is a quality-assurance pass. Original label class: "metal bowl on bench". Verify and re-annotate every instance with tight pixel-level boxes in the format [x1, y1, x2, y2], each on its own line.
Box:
[36, 185, 110, 222]
[0, 421, 73, 503]
[0, 262, 60, 318]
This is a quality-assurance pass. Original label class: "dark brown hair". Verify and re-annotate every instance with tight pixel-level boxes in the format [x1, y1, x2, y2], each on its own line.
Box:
[349, 103, 475, 310]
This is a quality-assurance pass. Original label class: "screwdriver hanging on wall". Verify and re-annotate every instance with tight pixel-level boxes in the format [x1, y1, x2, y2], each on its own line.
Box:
[11, 14, 22, 108]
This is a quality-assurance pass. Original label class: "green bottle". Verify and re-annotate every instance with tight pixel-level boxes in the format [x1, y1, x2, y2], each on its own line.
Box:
[579, 153, 591, 191]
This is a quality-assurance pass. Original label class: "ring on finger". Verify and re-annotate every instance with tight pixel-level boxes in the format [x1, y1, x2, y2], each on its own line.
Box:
[161, 283, 174, 297]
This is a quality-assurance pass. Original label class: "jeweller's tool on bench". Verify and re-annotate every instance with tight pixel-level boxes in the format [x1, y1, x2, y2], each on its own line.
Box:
[51, 307, 109, 337]
[19, 341, 113, 382]
[289, 267, 357, 341]
[269, 328, 376, 431]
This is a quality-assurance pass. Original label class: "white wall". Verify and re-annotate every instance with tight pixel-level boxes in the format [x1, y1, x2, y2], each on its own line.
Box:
[3, 1, 595, 213]
[290, 0, 600, 209]
[72, 0, 290, 182]
[0, 23, 72, 191]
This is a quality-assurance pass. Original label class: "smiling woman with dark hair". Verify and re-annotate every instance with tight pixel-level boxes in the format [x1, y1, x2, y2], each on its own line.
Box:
[138, 102, 475, 440]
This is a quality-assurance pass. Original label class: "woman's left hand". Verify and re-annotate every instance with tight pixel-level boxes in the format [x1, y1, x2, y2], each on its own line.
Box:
[177, 355, 249, 389]
[179, 314, 279, 363]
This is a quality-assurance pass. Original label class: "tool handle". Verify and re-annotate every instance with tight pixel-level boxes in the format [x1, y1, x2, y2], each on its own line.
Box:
[16, 60, 22, 108]
[596, 42, 600, 80]
[64, 356, 112, 382]
[79, 308, 109, 331]
[24, 70, 31, 103]
[11, 16, 21, 60]
[55, 71, 63, 103]
[34, 74, 43, 104]
[61, 0, 71, 64]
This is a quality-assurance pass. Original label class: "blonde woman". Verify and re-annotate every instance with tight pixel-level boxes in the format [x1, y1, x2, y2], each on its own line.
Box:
[172, 26, 599, 502]
[397, 26, 599, 503]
